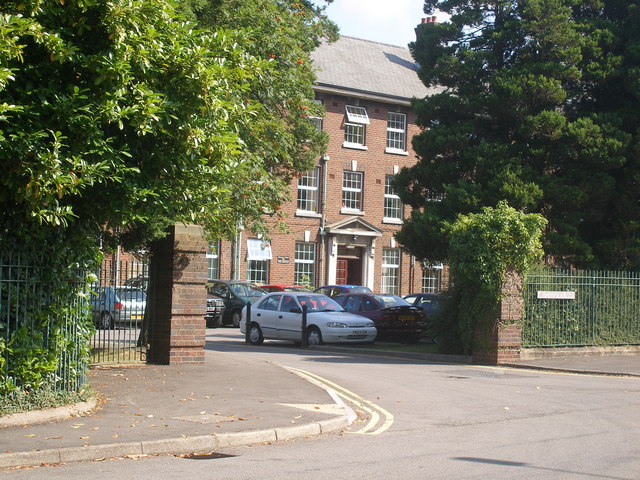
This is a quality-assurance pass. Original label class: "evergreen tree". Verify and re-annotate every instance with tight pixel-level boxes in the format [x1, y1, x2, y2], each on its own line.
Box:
[396, 0, 640, 269]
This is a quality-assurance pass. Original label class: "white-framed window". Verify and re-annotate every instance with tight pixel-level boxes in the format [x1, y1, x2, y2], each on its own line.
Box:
[342, 171, 363, 211]
[386, 112, 407, 153]
[294, 242, 316, 287]
[384, 175, 402, 221]
[247, 260, 268, 284]
[422, 263, 443, 292]
[345, 105, 370, 124]
[381, 248, 400, 295]
[206, 241, 220, 280]
[344, 105, 369, 148]
[297, 168, 319, 213]
[247, 238, 272, 261]
[246, 238, 271, 283]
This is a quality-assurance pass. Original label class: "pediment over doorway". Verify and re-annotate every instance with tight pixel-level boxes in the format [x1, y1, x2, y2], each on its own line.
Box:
[324, 216, 383, 237]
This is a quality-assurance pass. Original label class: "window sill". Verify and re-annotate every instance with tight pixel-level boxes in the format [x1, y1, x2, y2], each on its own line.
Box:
[385, 148, 409, 156]
[295, 210, 322, 219]
[382, 218, 403, 225]
[340, 208, 365, 216]
[342, 142, 368, 151]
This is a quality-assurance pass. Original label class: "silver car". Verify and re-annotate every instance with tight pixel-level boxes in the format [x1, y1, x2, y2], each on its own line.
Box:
[240, 292, 376, 346]
[91, 286, 147, 329]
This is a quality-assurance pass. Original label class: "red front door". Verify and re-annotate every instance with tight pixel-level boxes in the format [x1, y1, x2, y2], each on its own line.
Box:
[336, 259, 348, 285]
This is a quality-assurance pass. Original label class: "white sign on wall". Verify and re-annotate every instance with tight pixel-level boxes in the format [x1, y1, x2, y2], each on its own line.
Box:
[537, 291, 576, 300]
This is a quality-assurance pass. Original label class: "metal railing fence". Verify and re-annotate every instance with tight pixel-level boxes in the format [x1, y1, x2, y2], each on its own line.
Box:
[89, 258, 150, 365]
[523, 268, 640, 347]
[1, 251, 90, 396]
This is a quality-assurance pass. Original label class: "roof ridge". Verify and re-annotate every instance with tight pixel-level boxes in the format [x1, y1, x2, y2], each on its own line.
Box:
[338, 35, 410, 50]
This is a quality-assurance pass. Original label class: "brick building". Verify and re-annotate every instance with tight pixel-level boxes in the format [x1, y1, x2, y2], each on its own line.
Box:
[210, 35, 444, 295]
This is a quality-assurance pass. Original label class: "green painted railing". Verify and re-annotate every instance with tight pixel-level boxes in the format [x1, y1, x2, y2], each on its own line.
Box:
[1, 253, 150, 397]
[523, 268, 640, 347]
[1, 252, 90, 396]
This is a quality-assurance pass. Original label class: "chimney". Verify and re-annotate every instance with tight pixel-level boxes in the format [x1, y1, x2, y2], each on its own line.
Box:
[416, 16, 437, 38]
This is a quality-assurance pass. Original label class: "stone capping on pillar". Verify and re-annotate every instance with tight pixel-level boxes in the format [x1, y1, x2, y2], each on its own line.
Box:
[148, 224, 209, 365]
[473, 270, 524, 365]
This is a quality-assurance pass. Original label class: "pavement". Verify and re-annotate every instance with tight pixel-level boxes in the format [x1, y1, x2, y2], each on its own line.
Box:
[1, 345, 640, 470]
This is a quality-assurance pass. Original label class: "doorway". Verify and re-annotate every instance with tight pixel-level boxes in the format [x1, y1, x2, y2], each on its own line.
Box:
[336, 246, 363, 285]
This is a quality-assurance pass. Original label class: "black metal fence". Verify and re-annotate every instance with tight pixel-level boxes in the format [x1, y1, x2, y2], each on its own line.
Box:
[90, 258, 150, 365]
[1, 252, 90, 396]
[1, 252, 152, 399]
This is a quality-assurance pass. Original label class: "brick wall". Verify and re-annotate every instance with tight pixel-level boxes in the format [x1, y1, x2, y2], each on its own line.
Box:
[148, 224, 208, 365]
[473, 270, 524, 364]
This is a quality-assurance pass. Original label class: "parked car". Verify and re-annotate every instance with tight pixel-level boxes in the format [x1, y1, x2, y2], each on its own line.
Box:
[204, 294, 226, 328]
[403, 293, 444, 325]
[260, 284, 312, 293]
[123, 275, 149, 292]
[91, 286, 147, 329]
[240, 292, 376, 346]
[206, 280, 266, 327]
[333, 293, 426, 343]
[314, 284, 372, 298]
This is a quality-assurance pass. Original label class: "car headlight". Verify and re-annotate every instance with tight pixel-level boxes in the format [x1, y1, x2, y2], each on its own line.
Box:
[367, 322, 375, 328]
[326, 322, 348, 328]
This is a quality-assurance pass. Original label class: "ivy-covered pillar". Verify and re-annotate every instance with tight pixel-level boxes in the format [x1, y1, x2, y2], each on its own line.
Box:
[147, 224, 208, 364]
[473, 270, 524, 364]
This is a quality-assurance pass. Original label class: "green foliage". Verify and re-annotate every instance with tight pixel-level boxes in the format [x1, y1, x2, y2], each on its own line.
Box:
[0, 244, 97, 396]
[179, 0, 337, 240]
[296, 273, 315, 290]
[440, 202, 546, 354]
[0, 382, 93, 417]
[397, 0, 640, 269]
[1, 0, 336, 249]
[523, 268, 640, 347]
[0, 0, 337, 400]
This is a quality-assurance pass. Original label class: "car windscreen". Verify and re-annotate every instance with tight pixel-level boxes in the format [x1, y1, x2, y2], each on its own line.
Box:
[374, 295, 409, 308]
[297, 295, 344, 313]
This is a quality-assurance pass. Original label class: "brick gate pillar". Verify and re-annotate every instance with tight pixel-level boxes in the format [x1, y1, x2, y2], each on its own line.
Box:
[147, 224, 208, 364]
[473, 270, 523, 365]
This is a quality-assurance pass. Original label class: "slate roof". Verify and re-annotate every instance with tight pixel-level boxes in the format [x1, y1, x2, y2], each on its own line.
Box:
[311, 36, 436, 105]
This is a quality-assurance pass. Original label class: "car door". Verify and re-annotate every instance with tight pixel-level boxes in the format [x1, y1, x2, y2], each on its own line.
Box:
[277, 295, 303, 341]
[253, 294, 281, 338]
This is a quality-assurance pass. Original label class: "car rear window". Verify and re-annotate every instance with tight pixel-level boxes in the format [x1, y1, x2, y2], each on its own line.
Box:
[374, 295, 409, 308]
[116, 289, 146, 301]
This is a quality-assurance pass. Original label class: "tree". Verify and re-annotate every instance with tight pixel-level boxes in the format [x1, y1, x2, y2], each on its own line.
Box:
[0, 0, 336, 252]
[0, 0, 336, 395]
[395, 0, 640, 269]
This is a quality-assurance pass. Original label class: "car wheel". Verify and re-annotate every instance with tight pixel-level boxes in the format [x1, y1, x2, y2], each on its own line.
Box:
[100, 311, 113, 330]
[306, 326, 323, 346]
[231, 311, 241, 328]
[248, 323, 264, 345]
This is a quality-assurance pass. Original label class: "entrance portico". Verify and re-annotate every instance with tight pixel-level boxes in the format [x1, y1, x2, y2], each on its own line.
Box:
[324, 217, 383, 288]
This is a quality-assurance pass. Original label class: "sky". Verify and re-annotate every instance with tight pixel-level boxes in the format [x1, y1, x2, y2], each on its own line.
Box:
[316, 0, 428, 48]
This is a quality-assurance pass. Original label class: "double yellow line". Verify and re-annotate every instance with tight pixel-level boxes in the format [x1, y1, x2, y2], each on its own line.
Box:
[285, 366, 394, 435]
